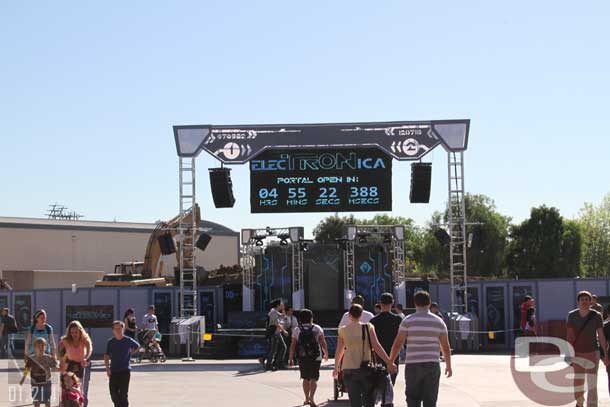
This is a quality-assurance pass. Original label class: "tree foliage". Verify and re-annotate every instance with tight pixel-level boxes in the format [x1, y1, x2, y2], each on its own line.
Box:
[578, 193, 610, 277]
[419, 194, 510, 278]
[312, 214, 357, 243]
[311, 194, 595, 280]
[506, 206, 581, 278]
[312, 213, 422, 272]
[462, 194, 511, 277]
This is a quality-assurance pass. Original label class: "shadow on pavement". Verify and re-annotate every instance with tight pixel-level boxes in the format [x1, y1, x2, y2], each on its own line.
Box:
[90, 362, 264, 375]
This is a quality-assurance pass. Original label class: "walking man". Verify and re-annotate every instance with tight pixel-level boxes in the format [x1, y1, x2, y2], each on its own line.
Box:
[591, 295, 604, 316]
[338, 295, 374, 327]
[389, 290, 452, 407]
[104, 321, 139, 407]
[371, 293, 403, 406]
[0, 307, 18, 358]
[567, 291, 610, 407]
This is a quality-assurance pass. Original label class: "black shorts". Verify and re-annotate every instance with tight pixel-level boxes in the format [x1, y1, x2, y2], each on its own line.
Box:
[31, 383, 52, 403]
[299, 360, 321, 381]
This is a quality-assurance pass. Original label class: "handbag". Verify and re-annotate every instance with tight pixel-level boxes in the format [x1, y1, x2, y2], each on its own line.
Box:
[360, 324, 388, 404]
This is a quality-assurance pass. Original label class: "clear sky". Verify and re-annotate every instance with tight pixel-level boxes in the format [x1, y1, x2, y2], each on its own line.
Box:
[1, 1, 609, 237]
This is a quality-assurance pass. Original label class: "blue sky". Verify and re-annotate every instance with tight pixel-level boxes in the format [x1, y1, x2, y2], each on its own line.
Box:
[1, 1, 609, 237]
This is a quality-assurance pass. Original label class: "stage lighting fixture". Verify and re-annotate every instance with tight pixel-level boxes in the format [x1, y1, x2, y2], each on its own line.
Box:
[393, 225, 405, 241]
[289, 227, 304, 242]
[277, 233, 290, 246]
[241, 229, 254, 245]
[346, 226, 357, 241]
[357, 232, 370, 245]
[255, 238, 264, 246]
[266, 226, 274, 236]
[383, 234, 392, 244]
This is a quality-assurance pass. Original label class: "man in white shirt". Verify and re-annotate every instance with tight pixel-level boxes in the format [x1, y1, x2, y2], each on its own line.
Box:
[142, 306, 158, 330]
[338, 295, 374, 327]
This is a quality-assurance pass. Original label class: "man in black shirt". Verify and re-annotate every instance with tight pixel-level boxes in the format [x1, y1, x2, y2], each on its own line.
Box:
[0, 307, 18, 358]
[371, 292, 403, 406]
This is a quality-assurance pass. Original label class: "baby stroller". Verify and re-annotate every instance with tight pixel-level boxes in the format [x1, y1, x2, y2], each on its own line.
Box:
[333, 356, 347, 400]
[333, 370, 347, 401]
[135, 330, 167, 363]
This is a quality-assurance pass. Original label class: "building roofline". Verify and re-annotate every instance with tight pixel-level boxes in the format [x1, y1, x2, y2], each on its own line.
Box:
[0, 216, 238, 236]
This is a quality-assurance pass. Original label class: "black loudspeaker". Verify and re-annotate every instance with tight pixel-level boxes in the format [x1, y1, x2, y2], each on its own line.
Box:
[434, 229, 450, 246]
[410, 163, 432, 203]
[209, 168, 235, 208]
[158, 233, 176, 255]
[195, 232, 212, 251]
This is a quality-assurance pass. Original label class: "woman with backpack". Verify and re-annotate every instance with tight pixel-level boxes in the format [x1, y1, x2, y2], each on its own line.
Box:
[288, 308, 328, 407]
[24, 309, 57, 361]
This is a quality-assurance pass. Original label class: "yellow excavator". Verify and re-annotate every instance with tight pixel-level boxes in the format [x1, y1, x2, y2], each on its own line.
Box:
[95, 205, 201, 287]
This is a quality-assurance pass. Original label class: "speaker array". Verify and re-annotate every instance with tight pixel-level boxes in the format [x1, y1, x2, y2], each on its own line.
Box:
[209, 168, 235, 208]
[410, 163, 432, 203]
[196, 232, 212, 251]
[158, 233, 176, 255]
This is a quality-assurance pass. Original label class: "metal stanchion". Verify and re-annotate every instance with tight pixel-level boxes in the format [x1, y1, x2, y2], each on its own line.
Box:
[182, 324, 195, 362]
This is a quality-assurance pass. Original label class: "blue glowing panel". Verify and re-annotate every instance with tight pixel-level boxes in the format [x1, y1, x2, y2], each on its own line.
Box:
[354, 245, 392, 311]
[254, 246, 293, 311]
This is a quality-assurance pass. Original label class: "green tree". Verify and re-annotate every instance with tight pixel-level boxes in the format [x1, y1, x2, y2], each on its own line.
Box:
[506, 206, 581, 278]
[463, 194, 511, 278]
[578, 193, 610, 277]
[559, 219, 582, 276]
[312, 213, 423, 272]
[419, 194, 510, 278]
[312, 214, 357, 242]
[419, 212, 448, 277]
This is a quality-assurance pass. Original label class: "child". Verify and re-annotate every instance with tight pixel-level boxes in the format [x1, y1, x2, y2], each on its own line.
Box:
[149, 332, 163, 354]
[61, 371, 85, 407]
[20, 337, 58, 407]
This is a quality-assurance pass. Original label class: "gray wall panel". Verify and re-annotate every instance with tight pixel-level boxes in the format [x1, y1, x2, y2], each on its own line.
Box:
[90, 288, 119, 352]
[575, 280, 608, 297]
[537, 281, 575, 321]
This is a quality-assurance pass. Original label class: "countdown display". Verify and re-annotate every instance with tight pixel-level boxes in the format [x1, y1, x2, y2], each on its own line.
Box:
[250, 148, 392, 213]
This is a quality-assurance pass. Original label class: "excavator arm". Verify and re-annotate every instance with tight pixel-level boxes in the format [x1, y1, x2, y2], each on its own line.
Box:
[142, 204, 201, 279]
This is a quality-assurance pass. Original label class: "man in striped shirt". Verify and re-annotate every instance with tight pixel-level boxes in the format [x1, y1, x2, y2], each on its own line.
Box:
[389, 291, 452, 407]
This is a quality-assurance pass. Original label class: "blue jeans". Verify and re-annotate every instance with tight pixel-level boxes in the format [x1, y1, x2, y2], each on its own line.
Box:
[343, 368, 376, 407]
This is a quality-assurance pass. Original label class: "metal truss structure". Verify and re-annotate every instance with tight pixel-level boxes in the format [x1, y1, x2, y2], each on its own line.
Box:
[343, 224, 406, 296]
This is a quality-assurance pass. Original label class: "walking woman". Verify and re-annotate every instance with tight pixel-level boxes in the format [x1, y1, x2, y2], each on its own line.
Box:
[24, 309, 57, 361]
[334, 304, 397, 407]
[59, 321, 93, 406]
[123, 309, 138, 341]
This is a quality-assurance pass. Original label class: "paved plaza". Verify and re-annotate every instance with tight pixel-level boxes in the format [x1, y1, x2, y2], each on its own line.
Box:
[2, 354, 610, 406]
